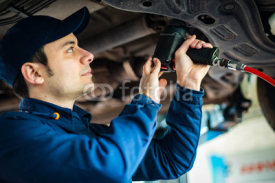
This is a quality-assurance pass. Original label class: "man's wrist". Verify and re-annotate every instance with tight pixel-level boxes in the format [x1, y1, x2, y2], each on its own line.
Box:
[133, 94, 162, 108]
[177, 80, 201, 91]
[142, 92, 160, 104]
[175, 84, 204, 105]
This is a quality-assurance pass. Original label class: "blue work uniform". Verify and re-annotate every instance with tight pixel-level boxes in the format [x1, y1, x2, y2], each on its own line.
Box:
[0, 85, 203, 183]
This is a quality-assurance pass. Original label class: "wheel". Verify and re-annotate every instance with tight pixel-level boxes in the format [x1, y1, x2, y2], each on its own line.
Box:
[257, 77, 275, 131]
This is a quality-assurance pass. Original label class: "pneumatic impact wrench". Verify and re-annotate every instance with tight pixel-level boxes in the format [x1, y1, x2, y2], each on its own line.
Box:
[153, 19, 245, 72]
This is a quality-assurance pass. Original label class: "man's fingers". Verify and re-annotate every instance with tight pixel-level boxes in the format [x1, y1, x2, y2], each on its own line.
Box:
[190, 40, 203, 48]
[159, 79, 167, 96]
[202, 42, 213, 48]
[143, 56, 152, 75]
[190, 39, 213, 49]
[152, 58, 161, 75]
[158, 71, 163, 78]
[177, 35, 196, 53]
[195, 41, 206, 49]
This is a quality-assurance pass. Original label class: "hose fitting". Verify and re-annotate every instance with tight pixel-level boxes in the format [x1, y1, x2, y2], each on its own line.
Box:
[213, 58, 246, 71]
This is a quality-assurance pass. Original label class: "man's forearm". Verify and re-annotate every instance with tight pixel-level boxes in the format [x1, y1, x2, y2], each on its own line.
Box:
[132, 84, 203, 181]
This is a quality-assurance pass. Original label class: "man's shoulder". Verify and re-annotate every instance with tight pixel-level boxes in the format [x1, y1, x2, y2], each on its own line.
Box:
[0, 111, 41, 122]
[0, 112, 46, 136]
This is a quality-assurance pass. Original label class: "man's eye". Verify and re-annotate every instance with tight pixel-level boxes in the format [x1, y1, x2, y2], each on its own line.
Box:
[68, 47, 74, 53]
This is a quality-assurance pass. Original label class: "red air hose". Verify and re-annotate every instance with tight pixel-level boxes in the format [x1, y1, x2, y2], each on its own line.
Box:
[244, 66, 275, 87]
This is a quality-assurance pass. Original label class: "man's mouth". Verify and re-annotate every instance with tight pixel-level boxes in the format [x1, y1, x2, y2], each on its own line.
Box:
[82, 69, 92, 76]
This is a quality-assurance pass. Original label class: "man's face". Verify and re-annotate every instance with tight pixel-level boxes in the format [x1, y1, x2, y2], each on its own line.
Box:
[42, 33, 94, 99]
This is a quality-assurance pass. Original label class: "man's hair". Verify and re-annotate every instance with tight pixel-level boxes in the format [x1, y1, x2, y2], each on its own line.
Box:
[13, 47, 53, 98]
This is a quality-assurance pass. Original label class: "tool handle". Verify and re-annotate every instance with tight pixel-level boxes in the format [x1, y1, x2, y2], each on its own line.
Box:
[153, 24, 220, 71]
[186, 47, 219, 66]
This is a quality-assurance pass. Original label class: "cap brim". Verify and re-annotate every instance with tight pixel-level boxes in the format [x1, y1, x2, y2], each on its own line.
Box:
[46, 7, 90, 43]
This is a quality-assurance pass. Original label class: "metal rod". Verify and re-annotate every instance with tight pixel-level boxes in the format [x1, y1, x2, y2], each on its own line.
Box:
[25, 0, 49, 13]
[0, 17, 22, 26]
[15, 0, 31, 8]
[8, 6, 30, 18]
[80, 16, 156, 54]
[0, 10, 10, 16]
[29, 0, 56, 14]
[0, 15, 20, 23]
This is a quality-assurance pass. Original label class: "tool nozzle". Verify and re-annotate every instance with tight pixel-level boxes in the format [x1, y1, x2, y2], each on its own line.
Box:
[213, 58, 246, 71]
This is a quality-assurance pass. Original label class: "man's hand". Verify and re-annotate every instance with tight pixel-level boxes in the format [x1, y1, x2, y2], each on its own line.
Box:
[175, 35, 212, 91]
[139, 57, 167, 103]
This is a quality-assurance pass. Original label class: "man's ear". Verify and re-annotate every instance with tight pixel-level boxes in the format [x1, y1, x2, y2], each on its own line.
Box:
[21, 62, 44, 85]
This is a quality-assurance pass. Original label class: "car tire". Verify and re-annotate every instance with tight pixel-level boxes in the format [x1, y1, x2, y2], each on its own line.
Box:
[257, 77, 275, 132]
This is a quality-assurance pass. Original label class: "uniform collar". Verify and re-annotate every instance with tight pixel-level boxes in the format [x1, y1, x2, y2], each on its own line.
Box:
[19, 98, 92, 122]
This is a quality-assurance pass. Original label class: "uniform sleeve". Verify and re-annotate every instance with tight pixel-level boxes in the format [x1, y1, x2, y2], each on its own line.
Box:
[132, 84, 203, 181]
[0, 94, 161, 183]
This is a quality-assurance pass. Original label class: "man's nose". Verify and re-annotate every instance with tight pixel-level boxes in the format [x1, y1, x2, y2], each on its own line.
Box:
[80, 49, 94, 65]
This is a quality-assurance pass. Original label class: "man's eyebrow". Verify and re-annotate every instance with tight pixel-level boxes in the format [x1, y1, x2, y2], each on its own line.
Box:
[61, 41, 76, 49]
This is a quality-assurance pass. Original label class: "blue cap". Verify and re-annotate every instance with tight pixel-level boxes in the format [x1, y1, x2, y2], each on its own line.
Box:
[0, 7, 90, 86]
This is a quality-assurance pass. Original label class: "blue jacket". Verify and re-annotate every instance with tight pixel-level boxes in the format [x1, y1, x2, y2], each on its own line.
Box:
[0, 85, 203, 183]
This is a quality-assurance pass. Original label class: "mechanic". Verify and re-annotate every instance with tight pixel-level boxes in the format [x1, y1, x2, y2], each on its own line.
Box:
[0, 7, 212, 183]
